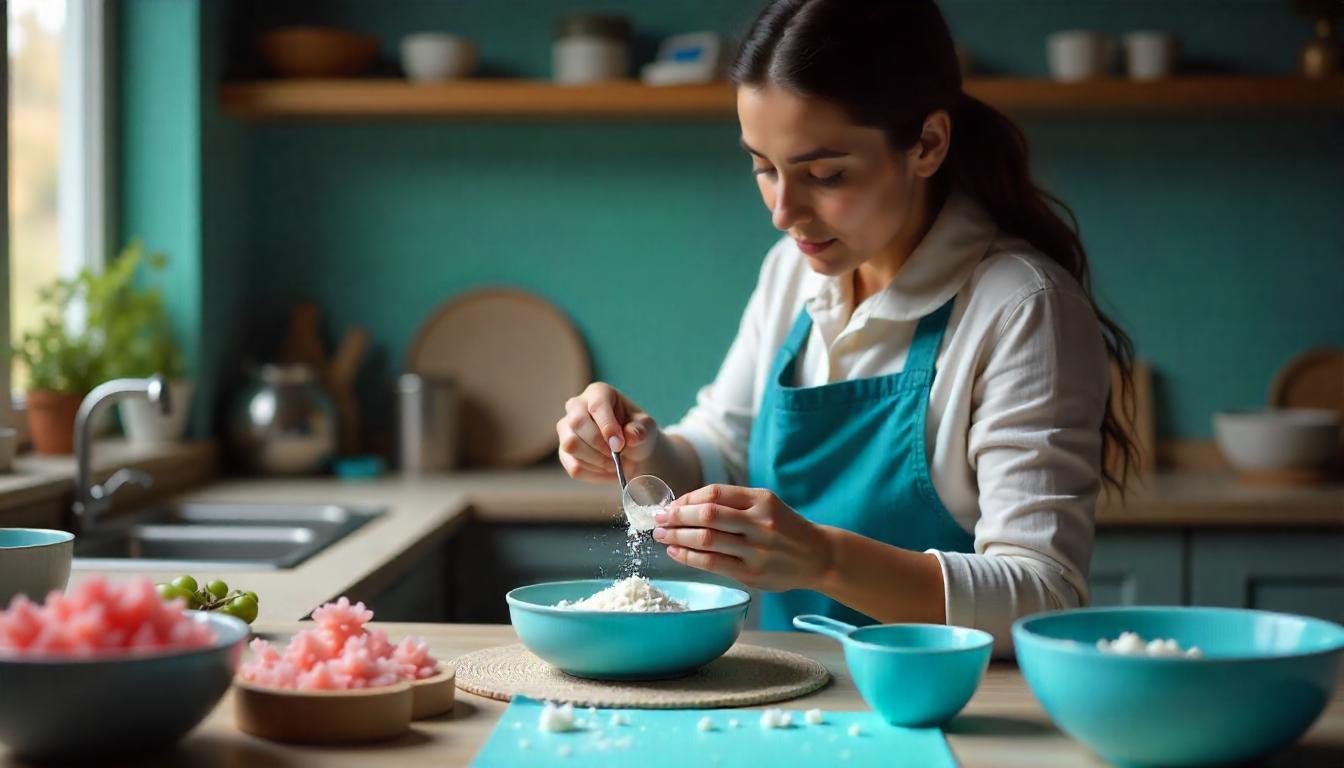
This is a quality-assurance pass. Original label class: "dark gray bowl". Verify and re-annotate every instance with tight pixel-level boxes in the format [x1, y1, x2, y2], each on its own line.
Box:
[0, 610, 249, 760]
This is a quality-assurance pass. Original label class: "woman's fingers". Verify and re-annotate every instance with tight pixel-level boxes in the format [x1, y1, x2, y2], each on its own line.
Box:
[557, 418, 609, 469]
[584, 389, 626, 452]
[656, 503, 753, 535]
[559, 451, 615, 482]
[653, 526, 752, 559]
[669, 484, 763, 511]
[666, 545, 749, 580]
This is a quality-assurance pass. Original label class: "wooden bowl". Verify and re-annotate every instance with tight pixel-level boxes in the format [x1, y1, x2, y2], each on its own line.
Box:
[233, 679, 412, 744]
[259, 26, 378, 79]
[411, 665, 455, 719]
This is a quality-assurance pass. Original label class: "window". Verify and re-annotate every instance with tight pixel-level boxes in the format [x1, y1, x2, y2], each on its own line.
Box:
[5, 0, 109, 413]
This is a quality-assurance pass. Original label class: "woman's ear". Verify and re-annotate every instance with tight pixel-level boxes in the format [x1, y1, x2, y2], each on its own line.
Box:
[910, 109, 952, 179]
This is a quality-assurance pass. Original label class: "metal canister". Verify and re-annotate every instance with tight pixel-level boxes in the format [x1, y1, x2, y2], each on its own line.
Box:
[396, 373, 459, 472]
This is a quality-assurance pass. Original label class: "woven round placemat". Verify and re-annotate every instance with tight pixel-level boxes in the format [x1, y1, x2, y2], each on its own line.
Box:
[450, 643, 830, 709]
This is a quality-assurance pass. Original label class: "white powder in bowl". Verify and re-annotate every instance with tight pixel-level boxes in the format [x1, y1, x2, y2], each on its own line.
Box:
[554, 576, 688, 612]
[539, 701, 577, 732]
[1097, 631, 1202, 658]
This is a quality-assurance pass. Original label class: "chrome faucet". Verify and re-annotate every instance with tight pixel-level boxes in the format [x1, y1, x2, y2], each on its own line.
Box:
[72, 375, 172, 531]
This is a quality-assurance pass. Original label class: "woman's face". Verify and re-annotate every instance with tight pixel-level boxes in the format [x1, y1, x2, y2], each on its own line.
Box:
[737, 84, 934, 278]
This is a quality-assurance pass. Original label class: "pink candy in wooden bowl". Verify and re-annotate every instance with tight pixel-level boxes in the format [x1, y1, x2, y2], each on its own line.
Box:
[234, 597, 453, 743]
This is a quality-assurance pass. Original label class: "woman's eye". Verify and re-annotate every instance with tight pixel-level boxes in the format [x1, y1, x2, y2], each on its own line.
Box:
[753, 166, 777, 178]
[809, 170, 845, 187]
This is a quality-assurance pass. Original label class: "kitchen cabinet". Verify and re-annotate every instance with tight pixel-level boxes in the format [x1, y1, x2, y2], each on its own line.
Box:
[365, 544, 453, 623]
[1189, 530, 1344, 624]
[1089, 530, 1185, 607]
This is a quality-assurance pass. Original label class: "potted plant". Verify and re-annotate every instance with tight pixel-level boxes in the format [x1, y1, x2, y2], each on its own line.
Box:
[8, 287, 102, 454]
[87, 241, 190, 444]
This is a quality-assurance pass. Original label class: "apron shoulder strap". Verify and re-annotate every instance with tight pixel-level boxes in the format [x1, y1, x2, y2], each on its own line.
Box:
[904, 295, 957, 374]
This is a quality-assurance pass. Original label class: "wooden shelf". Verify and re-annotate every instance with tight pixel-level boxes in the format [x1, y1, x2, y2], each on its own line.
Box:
[219, 76, 1344, 119]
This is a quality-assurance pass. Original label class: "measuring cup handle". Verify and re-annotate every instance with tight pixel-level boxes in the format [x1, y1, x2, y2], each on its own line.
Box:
[792, 615, 857, 643]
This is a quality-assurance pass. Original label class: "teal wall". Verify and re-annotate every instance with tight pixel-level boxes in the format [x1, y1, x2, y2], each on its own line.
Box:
[128, 1, 1342, 444]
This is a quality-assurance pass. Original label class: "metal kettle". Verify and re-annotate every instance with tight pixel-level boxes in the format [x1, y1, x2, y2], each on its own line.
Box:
[228, 363, 337, 475]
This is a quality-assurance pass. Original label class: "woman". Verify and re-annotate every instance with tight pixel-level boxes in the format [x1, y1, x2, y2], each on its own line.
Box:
[556, 0, 1135, 652]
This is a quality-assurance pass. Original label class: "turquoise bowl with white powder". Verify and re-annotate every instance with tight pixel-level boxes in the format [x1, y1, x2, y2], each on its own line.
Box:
[506, 579, 749, 680]
[1013, 606, 1344, 767]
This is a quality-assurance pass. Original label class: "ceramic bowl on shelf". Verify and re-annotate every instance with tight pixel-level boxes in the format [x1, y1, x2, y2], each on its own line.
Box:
[260, 26, 378, 79]
[1013, 606, 1344, 767]
[506, 579, 749, 680]
[1213, 407, 1340, 482]
[0, 611, 249, 761]
[400, 32, 477, 82]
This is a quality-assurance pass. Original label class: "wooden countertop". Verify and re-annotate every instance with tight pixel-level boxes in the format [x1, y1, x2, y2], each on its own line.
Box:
[4, 623, 1339, 767]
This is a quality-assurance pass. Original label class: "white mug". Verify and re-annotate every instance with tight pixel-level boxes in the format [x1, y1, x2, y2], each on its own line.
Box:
[1046, 30, 1115, 82]
[1123, 31, 1180, 80]
[400, 32, 478, 82]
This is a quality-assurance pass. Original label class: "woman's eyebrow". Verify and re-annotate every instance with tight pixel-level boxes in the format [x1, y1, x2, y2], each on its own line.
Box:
[739, 139, 850, 164]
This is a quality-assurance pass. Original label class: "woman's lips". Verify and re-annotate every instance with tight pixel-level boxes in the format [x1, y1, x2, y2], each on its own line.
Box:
[795, 238, 837, 256]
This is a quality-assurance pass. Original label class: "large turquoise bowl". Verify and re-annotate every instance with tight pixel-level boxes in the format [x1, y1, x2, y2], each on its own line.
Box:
[793, 614, 993, 726]
[506, 579, 750, 680]
[0, 610, 250, 760]
[1013, 606, 1344, 768]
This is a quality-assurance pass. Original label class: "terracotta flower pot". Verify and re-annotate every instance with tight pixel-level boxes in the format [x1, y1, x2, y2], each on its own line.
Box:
[25, 390, 85, 455]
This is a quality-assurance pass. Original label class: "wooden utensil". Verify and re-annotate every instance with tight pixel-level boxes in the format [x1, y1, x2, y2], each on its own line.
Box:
[326, 327, 369, 456]
[280, 303, 327, 371]
[1269, 347, 1344, 466]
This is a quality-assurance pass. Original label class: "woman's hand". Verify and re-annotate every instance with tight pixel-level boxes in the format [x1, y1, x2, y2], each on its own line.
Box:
[556, 383, 659, 483]
[653, 485, 835, 592]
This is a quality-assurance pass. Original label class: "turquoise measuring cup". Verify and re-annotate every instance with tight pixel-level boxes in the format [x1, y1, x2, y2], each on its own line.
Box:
[794, 614, 992, 726]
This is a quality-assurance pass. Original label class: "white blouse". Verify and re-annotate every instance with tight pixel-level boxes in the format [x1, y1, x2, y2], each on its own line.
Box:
[665, 191, 1110, 654]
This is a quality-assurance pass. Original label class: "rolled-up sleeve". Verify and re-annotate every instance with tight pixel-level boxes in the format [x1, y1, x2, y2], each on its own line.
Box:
[931, 285, 1109, 656]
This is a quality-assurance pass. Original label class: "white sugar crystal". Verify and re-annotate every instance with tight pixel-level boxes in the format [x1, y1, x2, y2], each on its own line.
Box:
[610, 712, 627, 727]
[511, 721, 523, 730]
[1098, 631, 1201, 658]
[698, 716, 714, 732]
[848, 723, 863, 737]
[539, 701, 577, 732]
[554, 576, 688, 612]
[760, 708, 792, 729]
[625, 503, 663, 535]
[805, 708, 824, 725]
[728, 718, 741, 729]
[518, 738, 531, 750]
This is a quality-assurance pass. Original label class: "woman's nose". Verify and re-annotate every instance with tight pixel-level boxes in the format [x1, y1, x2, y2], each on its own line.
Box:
[771, 180, 809, 231]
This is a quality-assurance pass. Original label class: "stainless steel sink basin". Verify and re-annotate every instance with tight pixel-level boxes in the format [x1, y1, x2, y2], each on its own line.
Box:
[72, 502, 384, 570]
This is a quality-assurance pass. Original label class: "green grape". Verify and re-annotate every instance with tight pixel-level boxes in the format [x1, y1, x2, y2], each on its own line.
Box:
[206, 580, 229, 599]
[156, 583, 189, 601]
[170, 575, 198, 593]
[226, 594, 258, 624]
[244, 591, 259, 603]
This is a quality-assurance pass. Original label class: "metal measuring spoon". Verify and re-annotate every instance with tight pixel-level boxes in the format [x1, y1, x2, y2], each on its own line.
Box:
[610, 447, 674, 534]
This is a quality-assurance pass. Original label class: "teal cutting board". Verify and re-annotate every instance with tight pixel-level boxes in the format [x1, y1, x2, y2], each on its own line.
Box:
[471, 696, 957, 767]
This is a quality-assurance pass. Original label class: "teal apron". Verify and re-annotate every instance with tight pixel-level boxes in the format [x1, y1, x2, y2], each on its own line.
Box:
[747, 296, 976, 630]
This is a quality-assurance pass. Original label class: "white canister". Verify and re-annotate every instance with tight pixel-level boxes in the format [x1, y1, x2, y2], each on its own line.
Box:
[1046, 30, 1115, 82]
[401, 32, 477, 82]
[552, 14, 630, 84]
[1122, 31, 1180, 81]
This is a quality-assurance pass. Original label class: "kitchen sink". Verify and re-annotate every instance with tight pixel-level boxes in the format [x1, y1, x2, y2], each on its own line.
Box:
[72, 502, 384, 570]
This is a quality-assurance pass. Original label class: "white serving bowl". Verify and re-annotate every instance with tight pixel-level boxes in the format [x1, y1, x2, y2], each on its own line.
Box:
[400, 32, 477, 82]
[1213, 408, 1340, 478]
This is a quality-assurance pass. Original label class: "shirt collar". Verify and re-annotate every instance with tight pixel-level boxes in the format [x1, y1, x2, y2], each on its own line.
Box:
[803, 189, 998, 322]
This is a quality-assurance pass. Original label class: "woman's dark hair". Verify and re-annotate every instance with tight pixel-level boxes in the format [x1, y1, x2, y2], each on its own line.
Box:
[732, 0, 1138, 492]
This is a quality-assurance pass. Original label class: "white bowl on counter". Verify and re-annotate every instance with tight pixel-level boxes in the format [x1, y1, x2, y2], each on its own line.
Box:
[0, 529, 73, 607]
[1213, 408, 1341, 481]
